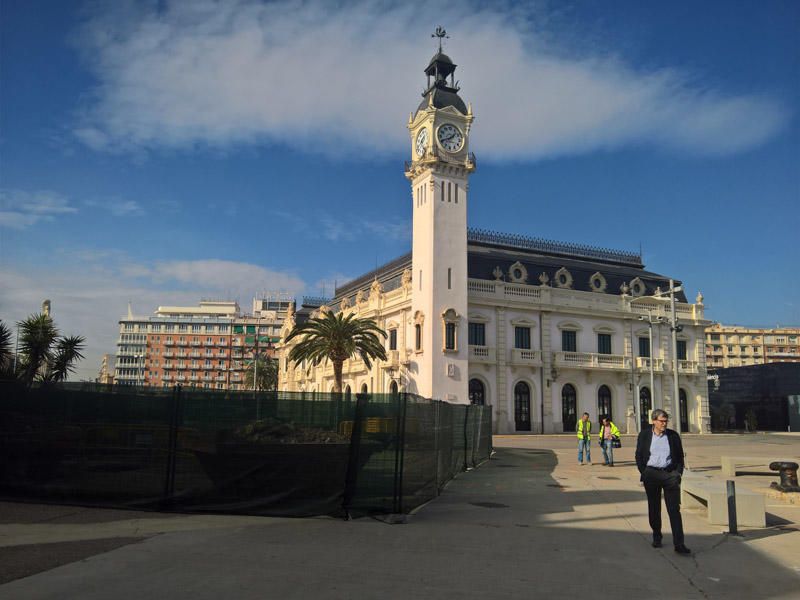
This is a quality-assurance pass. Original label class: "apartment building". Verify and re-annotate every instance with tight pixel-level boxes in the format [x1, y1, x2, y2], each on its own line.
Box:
[705, 323, 800, 369]
[114, 297, 292, 389]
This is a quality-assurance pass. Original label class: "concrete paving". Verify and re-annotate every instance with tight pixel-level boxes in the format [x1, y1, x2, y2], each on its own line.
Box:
[1, 433, 799, 599]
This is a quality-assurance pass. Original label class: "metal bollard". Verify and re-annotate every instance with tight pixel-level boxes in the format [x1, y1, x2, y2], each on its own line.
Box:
[726, 480, 738, 535]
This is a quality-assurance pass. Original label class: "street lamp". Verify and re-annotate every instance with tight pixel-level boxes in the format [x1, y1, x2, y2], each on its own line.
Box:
[629, 279, 684, 418]
[638, 311, 669, 410]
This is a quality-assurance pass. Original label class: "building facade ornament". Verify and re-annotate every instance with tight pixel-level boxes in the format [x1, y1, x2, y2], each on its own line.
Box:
[620, 281, 630, 296]
[401, 268, 413, 292]
[492, 266, 504, 281]
[508, 261, 528, 283]
[355, 289, 367, 304]
[340, 297, 351, 311]
[589, 271, 607, 293]
[629, 277, 645, 297]
[554, 267, 573, 289]
[370, 278, 383, 298]
[538, 271, 550, 286]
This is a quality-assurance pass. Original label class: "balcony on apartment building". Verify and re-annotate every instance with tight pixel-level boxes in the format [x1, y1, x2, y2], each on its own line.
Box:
[217, 340, 228, 346]
[678, 360, 700, 373]
[190, 341, 201, 347]
[175, 375, 186, 382]
[555, 351, 630, 371]
[204, 340, 215, 346]
[381, 350, 400, 370]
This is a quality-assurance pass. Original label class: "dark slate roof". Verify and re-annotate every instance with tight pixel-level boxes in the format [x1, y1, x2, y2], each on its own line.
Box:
[417, 86, 467, 115]
[324, 230, 686, 305]
[330, 253, 412, 308]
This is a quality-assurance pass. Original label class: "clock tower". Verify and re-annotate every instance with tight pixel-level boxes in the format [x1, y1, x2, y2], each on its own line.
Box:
[405, 28, 475, 403]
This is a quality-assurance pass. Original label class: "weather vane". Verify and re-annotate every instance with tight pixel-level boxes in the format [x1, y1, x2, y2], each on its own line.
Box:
[432, 26, 449, 52]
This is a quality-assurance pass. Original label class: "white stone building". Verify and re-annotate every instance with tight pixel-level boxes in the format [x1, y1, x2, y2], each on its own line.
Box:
[278, 42, 711, 434]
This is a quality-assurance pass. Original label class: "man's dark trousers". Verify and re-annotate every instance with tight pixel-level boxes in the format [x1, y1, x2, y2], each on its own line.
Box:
[643, 466, 684, 546]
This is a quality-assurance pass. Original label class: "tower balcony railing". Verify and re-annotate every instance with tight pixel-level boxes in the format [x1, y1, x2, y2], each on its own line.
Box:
[469, 345, 496, 364]
[509, 348, 541, 366]
[555, 351, 630, 371]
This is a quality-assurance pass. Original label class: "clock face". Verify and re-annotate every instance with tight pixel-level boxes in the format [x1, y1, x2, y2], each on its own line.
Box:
[415, 128, 428, 157]
[437, 123, 463, 153]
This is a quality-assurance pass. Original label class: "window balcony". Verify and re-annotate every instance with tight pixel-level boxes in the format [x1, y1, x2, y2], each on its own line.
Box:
[381, 350, 400, 370]
[189, 376, 199, 381]
[469, 345, 496, 364]
[191, 341, 201, 347]
[555, 351, 630, 371]
[163, 351, 174, 358]
[215, 376, 226, 382]
[162, 375, 172, 381]
[636, 357, 665, 372]
[176, 364, 187, 370]
[175, 375, 186, 382]
[204, 340, 215, 346]
[509, 348, 541, 366]
[164, 340, 175, 346]
[190, 352, 200, 358]
[217, 340, 228, 346]
[678, 360, 700, 373]
[176, 340, 188, 347]
[163, 364, 173, 370]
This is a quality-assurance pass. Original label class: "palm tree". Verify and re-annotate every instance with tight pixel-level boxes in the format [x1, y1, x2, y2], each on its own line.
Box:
[16, 313, 86, 385]
[244, 355, 278, 391]
[0, 320, 14, 378]
[286, 311, 387, 394]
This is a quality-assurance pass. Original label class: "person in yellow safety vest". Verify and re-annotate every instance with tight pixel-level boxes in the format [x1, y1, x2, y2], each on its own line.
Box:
[576, 412, 592, 465]
[599, 416, 621, 467]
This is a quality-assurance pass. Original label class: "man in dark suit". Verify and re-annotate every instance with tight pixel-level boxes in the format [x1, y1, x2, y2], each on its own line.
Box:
[635, 408, 691, 555]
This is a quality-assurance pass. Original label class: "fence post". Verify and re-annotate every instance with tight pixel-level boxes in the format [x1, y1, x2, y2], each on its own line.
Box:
[342, 393, 367, 519]
[726, 480, 738, 535]
[463, 404, 470, 471]
[162, 384, 181, 506]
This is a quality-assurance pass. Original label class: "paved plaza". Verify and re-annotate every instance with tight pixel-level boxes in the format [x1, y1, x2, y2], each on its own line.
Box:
[1, 433, 798, 599]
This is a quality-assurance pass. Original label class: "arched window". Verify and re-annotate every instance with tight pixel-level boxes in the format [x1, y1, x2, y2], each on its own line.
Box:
[360, 383, 368, 395]
[640, 386, 652, 430]
[389, 380, 399, 398]
[514, 382, 531, 431]
[344, 385, 352, 401]
[469, 379, 485, 405]
[679, 388, 689, 433]
[562, 384, 577, 432]
[598, 385, 612, 421]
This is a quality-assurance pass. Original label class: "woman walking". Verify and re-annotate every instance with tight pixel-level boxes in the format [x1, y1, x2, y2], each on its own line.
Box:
[600, 416, 621, 466]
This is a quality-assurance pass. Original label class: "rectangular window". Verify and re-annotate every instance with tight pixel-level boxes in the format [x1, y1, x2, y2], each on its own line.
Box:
[455, 183, 458, 203]
[598, 333, 612, 355]
[179, 325, 188, 332]
[192, 325, 201, 332]
[447, 268, 451, 289]
[219, 325, 229, 333]
[562, 330, 577, 352]
[515, 327, 531, 350]
[415, 324, 422, 350]
[441, 181, 444, 201]
[448, 182, 452, 202]
[445, 322, 456, 350]
[469, 322, 486, 346]
[389, 329, 397, 351]
[639, 337, 651, 358]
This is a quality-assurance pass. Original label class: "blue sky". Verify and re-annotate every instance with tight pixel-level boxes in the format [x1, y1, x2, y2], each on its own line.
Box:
[1, 0, 798, 381]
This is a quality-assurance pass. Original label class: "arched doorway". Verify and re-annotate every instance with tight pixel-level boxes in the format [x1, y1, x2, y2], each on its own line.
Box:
[514, 382, 531, 431]
[469, 379, 485, 405]
[562, 384, 577, 432]
[679, 388, 689, 433]
[360, 383, 368, 395]
[640, 386, 652, 430]
[598, 385, 612, 421]
[389, 380, 399, 398]
[344, 385, 351, 401]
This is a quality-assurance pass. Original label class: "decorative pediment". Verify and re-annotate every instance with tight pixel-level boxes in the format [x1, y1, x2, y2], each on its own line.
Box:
[441, 308, 460, 322]
[557, 320, 582, 331]
[469, 312, 490, 323]
[510, 318, 537, 327]
[593, 324, 616, 334]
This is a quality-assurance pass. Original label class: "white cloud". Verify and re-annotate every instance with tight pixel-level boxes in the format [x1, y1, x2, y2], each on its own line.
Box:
[71, 0, 789, 160]
[0, 250, 307, 381]
[84, 196, 145, 216]
[0, 190, 78, 229]
[272, 210, 410, 243]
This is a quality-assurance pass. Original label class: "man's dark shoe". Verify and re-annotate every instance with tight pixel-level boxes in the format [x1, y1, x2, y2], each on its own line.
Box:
[674, 545, 691, 555]
[652, 538, 662, 548]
